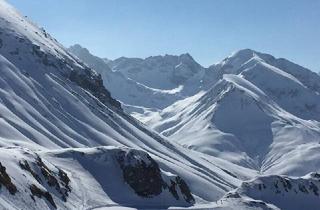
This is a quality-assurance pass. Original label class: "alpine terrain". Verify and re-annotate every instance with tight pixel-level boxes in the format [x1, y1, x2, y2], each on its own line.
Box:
[69, 47, 320, 209]
[0, 0, 319, 209]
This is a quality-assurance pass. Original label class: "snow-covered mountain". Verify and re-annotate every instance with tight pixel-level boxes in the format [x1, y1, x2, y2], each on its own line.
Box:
[0, 1, 259, 209]
[1, 0, 320, 209]
[208, 49, 320, 121]
[68, 44, 219, 115]
[143, 49, 320, 176]
[147, 73, 320, 174]
[67, 44, 320, 209]
[68, 44, 320, 175]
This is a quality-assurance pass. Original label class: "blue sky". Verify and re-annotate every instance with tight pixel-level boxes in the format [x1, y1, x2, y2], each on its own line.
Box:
[7, 0, 320, 71]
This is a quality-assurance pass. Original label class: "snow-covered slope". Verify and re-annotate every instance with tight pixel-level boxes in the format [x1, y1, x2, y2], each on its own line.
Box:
[147, 63, 320, 176]
[0, 146, 199, 209]
[0, 1, 256, 209]
[1, 0, 320, 209]
[67, 45, 320, 209]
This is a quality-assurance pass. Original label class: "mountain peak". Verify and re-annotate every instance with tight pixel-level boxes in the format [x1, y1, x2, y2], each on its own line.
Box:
[68, 44, 90, 55]
[227, 49, 275, 63]
[230, 48, 256, 59]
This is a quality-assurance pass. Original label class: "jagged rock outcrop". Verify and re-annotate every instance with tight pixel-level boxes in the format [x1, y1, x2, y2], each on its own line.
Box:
[115, 148, 195, 204]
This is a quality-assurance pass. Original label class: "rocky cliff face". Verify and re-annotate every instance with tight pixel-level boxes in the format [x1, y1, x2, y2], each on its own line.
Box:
[116, 148, 195, 204]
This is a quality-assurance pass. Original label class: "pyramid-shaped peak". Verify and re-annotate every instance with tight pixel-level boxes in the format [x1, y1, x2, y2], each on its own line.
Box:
[68, 44, 91, 55]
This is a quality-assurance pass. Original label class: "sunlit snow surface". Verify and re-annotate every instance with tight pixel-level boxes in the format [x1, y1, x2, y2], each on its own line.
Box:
[69, 23, 320, 210]
[0, 0, 256, 209]
[1, 0, 320, 209]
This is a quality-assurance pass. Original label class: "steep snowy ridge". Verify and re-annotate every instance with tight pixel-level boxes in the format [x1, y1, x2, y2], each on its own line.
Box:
[238, 57, 320, 121]
[0, 1, 120, 109]
[213, 50, 320, 122]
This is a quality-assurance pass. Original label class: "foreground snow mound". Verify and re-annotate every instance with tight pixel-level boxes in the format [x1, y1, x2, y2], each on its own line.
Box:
[0, 147, 71, 209]
[0, 147, 194, 210]
[47, 147, 195, 207]
[222, 173, 320, 210]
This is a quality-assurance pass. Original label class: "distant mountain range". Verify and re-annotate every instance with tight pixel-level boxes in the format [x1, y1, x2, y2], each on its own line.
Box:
[68, 44, 320, 209]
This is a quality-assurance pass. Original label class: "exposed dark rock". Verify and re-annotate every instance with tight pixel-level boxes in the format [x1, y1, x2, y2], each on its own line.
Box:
[175, 176, 195, 203]
[19, 160, 42, 183]
[68, 70, 121, 110]
[116, 150, 194, 203]
[168, 180, 179, 200]
[0, 162, 17, 195]
[36, 157, 71, 201]
[20, 157, 71, 202]
[309, 182, 319, 196]
[280, 177, 292, 191]
[116, 150, 164, 197]
[299, 183, 309, 194]
[36, 157, 59, 187]
[225, 192, 241, 199]
[58, 169, 71, 192]
[246, 200, 268, 208]
[30, 184, 56, 209]
[165, 176, 195, 203]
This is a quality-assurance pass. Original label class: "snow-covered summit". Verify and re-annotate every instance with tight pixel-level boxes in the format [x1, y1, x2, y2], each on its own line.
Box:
[110, 52, 203, 89]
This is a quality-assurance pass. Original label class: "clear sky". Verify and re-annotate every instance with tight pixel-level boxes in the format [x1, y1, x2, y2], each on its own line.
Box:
[7, 0, 320, 71]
